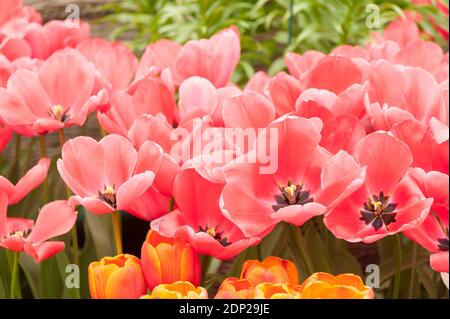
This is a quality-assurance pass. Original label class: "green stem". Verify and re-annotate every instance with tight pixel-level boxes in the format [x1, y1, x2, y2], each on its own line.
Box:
[15, 134, 21, 175]
[10, 252, 19, 299]
[200, 255, 212, 282]
[393, 234, 402, 299]
[408, 243, 418, 299]
[290, 224, 314, 275]
[39, 135, 49, 203]
[288, 0, 294, 45]
[57, 129, 79, 265]
[24, 137, 37, 168]
[168, 197, 174, 212]
[112, 211, 123, 255]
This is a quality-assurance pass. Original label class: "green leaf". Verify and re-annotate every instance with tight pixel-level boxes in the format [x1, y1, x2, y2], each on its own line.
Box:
[39, 257, 64, 298]
[55, 252, 81, 299]
[380, 253, 430, 283]
[332, 250, 363, 277]
[304, 222, 334, 273]
[416, 266, 438, 299]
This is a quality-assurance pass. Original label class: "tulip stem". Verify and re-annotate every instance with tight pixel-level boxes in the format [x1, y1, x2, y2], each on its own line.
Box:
[10, 252, 19, 299]
[393, 234, 402, 299]
[408, 243, 418, 299]
[39, 135, 49, 203]
[168, 197, 175, 212]
[290, 224, 314, 275]
[200, 255, 212, 281]
[57, 129, 79, 266]
[112, 211, 123, 255]
[15, 134, 21, 175]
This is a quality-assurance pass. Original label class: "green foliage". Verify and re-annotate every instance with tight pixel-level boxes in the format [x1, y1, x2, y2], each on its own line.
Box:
[98, 0, 448, 84]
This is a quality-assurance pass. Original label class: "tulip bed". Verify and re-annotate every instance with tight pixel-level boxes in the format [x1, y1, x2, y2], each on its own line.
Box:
[0, 0, 449, 300]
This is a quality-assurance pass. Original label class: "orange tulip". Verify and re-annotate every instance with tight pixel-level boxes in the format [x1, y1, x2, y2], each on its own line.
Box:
[298, 272, 374, 299]
[240, 256, 299, 286]
[215, 278, 254, 299]
[253, 282, 302, 299]
[146, 281, 208, 299]
[141, 230, 201, 289]
[88, 254, 146, 299]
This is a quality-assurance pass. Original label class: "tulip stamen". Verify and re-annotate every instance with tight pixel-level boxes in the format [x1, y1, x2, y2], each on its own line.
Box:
[48, 104, 70, 122]
[437, 232, 449, 252]
[98, 185, 117, 208]
[272, 180, 313, 212]
[199, 224, 231, 247]
[360, 191, 397, 231]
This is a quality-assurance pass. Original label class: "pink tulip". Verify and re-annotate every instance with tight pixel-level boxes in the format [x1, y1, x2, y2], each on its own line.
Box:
[404, 168, 448, 273]
[173, 27, 240, 88]
[324, 132, 433, 243]
[98, 77, 176, 135]
[294, 88, 366, 154]
[222, 90, 275, 130]
[245, 71, 270, 95]
[0, 49, 107, 136]
[136, 39, 181, 81]
[302, 55, 366, 95]
[57, 134, 172, 220]
[285, 51, 325, 80]
[77, 38, 138, 91]
[221, 116, 366, 237]
[391, 119, 448, 174]
[151, 168, 260, 260]
[0, 158, 50, 205]
[0, 191, 77, 262]
[366, 60, 444, 132]
[0, 124, 12, 152]
[268, 72, 301, 116]
[24, 20, 90, 60]
[177, 76, 242, 127]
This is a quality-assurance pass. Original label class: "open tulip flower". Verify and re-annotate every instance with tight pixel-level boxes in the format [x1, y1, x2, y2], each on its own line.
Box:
[404, 168, 449, 274]
[57, 134, 172, 219]
[0, 0, 448, 302]
[151, 168, 260, 260]
[0, 49, 107, 136]
[221, 115, 366, 237]
[324, 132, 433, 243]
[0, 191, 77, 262]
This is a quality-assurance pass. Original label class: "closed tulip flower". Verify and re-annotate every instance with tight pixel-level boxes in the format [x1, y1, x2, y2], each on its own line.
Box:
[88, 254, 146, 299]
[299, 272, 374, 299]
[253, 283, 302, 299]
[145, 281, 208, 299]
[241, 256, 299, 286]
[141, 230, 201, 290]
[215, 278, 254, 299]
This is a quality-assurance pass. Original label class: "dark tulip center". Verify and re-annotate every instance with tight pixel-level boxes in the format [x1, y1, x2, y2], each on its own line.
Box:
[98, 185, 117, 209]
[360, 191, 397, 231]
[272, 180, 313, 212]
[198, 224, 231, 247]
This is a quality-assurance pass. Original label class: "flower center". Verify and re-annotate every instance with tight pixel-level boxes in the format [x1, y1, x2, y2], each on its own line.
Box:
[198, 224, 230, 247]
[438, 237, 449, 251]
[272, 180, 313, 212]
[49, 104, 69, 122]
[360, 191, 397, 231]
[98, 185, 117, 208]
[13, 231, 24, 238]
